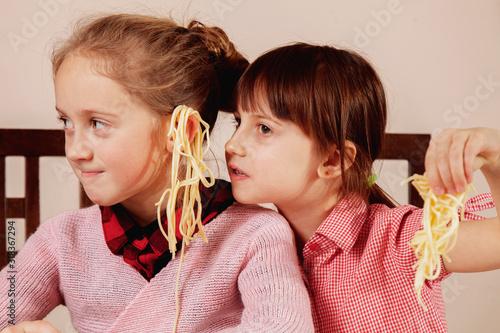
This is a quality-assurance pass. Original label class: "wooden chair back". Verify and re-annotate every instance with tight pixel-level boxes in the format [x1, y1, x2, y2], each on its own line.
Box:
[381, 133, 431, 207]
[0, 129, 92, 268]
[0, 129, 430, 268]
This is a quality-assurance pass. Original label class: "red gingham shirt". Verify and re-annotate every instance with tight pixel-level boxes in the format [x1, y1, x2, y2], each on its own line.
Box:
[302, 193, 494, 332]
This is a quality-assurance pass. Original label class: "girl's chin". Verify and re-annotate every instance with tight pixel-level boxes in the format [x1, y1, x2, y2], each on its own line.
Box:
[233, 195, 260, 205]
[83, 193, 116, 207]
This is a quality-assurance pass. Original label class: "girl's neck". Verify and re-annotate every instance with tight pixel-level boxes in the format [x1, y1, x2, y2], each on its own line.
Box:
[121, 199, 160, 227]
[121, 176, 170, 227]
[276, 191, 340, 255]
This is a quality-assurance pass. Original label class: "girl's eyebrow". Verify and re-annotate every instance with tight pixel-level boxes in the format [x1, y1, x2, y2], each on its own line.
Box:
[250, 113, 285, 129]
[82, 109, 120, 119]
[55, 107, 67, 117]
[55, 106, 120, 119]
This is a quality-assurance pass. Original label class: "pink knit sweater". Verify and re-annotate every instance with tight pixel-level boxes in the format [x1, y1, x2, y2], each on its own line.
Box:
[0, 203, 314, 332]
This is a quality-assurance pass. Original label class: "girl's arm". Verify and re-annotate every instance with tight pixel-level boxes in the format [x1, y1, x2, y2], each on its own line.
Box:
[424, 127, 500, 272]
[0, 219, 63, 328]
[231, 215, 315, 332]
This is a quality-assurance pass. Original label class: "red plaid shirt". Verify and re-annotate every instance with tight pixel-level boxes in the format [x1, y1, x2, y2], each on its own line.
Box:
[303, 193, 494, 332]
[101, 179, 234, 281]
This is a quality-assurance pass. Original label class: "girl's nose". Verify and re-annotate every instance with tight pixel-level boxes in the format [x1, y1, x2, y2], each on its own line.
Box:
[225, 132, 246, 157]
[65, 132, 93, 162]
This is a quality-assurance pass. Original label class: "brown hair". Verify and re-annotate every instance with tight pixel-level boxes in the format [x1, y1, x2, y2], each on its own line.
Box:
[51, 13, 249, 130]
[236, 42, 396, 207]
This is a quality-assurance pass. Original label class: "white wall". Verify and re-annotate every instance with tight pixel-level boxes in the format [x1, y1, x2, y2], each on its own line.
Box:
[2, 0, 500, 332]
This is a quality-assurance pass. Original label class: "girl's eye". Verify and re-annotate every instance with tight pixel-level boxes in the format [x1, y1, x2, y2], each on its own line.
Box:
[259, 124, 271, 134]
[59, 117, 73, 129]
[92, 119, 106, 130]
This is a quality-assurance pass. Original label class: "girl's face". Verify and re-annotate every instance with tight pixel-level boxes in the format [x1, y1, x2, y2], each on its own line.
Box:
[225, 100, 329, 214]
[54, 55, 168, 222]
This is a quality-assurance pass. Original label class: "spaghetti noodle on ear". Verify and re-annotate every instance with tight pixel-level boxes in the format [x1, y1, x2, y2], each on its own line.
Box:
[155, 105, 215, 332]
[403, 173, 471, 311]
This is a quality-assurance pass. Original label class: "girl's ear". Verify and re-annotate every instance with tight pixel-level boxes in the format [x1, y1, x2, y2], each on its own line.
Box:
[185, 114, 200, 144]
[166, 114, 201, 153]
[166, 134, 175, 153]
[317, 141, 357, 179]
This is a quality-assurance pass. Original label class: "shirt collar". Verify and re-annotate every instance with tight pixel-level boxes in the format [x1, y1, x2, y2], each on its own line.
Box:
[100, 203, 176, 257]
[100, 179, 235, 280]
[315, 194, 368, 253]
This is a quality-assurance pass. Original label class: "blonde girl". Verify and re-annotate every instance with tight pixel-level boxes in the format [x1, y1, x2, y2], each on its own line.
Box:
[0, 15, 314, 332]
[225, 42, 500, 332]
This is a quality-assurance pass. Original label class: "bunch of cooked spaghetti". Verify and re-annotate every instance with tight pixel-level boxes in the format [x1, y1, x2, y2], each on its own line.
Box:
[404, 173, 470, 311]
[155, 105, 215, 332]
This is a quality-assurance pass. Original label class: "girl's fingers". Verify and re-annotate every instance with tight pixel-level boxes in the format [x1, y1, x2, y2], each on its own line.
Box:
[463, 132, 483, 184]
[447, 132, 469, 194]
[434, 142, 456, 195]
[425, 132, 449, 196]
[426, 128, 468, 195]
[425, 127, 500, 195]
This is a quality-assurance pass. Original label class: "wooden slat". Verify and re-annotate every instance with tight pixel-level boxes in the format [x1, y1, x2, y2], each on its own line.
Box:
[6, 198, 25, 218]
[382, 133, 431, 207]
[25, 157, 39, 237]
[0, 129, 64, 156]
[383, 133, 430, 162]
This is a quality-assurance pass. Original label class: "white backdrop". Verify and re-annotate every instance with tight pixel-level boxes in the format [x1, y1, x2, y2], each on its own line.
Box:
[1, 0, 500, 332]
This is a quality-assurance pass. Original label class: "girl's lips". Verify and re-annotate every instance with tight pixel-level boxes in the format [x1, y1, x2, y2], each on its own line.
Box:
[81, 171, 103, 178]
[228, 165, 248, 179]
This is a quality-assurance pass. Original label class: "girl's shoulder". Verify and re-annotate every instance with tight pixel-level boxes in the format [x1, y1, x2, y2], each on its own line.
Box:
[45, 204, 101, 223]
[213, 202, 293, 237]
[203, 202, 298, 259]
[368, 203, 424, 235]
[369, 203, 423, 223]
[39, 204, 102, 235]
[222, 202, 286, 222]
[17, 205, 104, 261]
